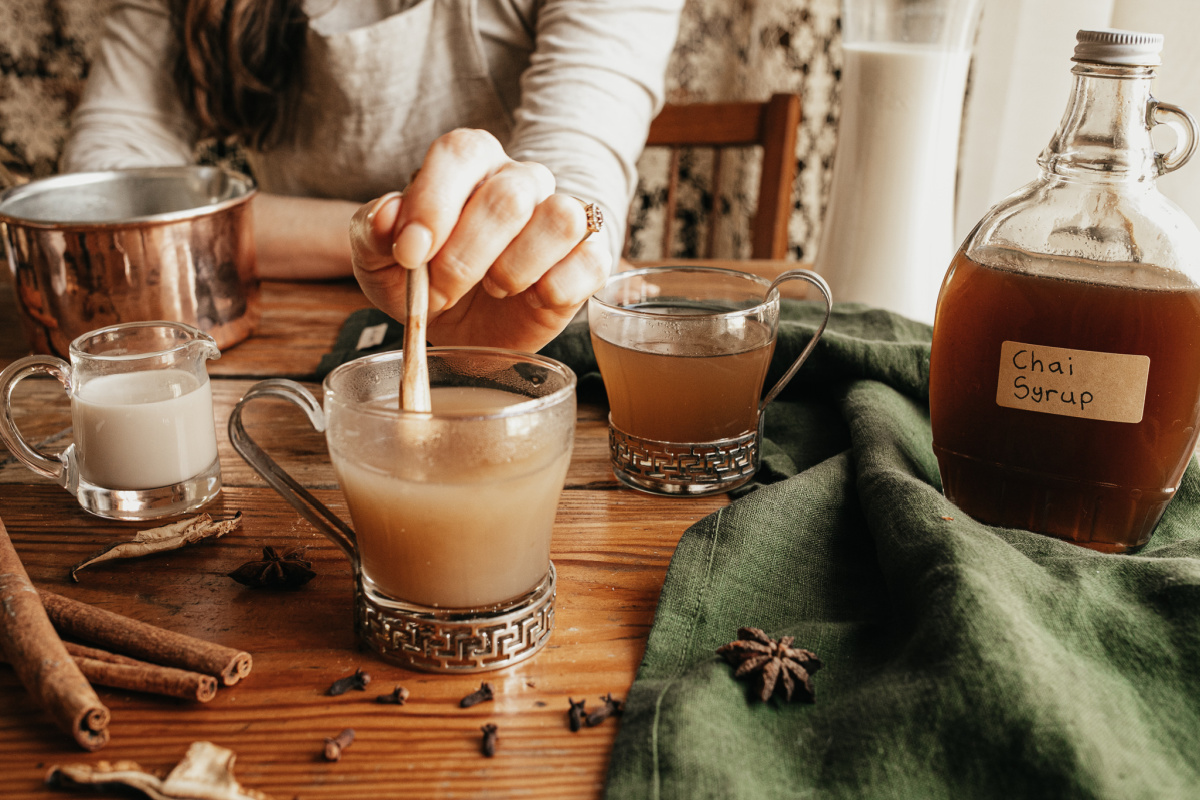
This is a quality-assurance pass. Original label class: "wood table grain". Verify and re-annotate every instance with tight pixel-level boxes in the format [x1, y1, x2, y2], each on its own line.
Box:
[0, 264, 792, 799]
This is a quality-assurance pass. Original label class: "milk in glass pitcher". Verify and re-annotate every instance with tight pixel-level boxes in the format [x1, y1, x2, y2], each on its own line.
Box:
[814, 0, 981, 323]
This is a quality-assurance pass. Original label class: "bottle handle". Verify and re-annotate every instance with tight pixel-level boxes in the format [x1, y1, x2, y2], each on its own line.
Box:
[227, 379, 358, 565]
[0, 355, 78, 490]
[1151, 100, 1198, 175]
[759, 269, 834, 412]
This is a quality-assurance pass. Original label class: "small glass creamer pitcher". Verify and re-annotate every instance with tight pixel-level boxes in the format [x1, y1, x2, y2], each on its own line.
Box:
[0, 321, 222, 520]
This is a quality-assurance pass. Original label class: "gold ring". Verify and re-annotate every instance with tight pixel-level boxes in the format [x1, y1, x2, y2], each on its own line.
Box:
[573, 198, 604, 237]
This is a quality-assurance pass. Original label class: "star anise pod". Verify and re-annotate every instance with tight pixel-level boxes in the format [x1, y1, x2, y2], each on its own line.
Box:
[716, 627, 823, 704]
[228, 546, 316, 589]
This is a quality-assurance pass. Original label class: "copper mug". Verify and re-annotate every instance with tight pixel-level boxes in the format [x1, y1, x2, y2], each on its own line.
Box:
[0, 166, 260, 356]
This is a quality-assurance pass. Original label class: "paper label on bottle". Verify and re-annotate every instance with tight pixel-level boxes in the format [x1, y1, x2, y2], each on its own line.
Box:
[995, 341, 1149, 423]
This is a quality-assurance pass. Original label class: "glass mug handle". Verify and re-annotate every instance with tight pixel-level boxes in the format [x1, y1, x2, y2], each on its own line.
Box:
[0, 355, 79, 490]
[1151, 100, 1198, 175]
[227, 379, 358, 564]
[759, 268, 834, 412]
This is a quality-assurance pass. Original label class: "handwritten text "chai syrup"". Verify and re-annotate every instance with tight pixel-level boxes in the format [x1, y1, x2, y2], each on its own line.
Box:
[995, 341, 1149, 424]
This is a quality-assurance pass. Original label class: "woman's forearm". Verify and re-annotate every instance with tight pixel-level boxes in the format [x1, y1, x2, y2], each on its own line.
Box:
[252, 193, 361, 279]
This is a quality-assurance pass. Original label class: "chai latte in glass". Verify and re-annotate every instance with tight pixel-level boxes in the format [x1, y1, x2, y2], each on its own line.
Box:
[330, 386, 570, 609]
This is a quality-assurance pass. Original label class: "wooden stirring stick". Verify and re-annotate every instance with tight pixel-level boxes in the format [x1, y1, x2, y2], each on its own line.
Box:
[402, 263, 432, 412]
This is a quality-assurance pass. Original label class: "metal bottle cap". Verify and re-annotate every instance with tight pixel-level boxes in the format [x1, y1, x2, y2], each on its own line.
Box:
[1073, 29, 1163, 66]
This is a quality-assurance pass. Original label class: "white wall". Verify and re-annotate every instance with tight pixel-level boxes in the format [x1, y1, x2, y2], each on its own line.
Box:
[956, 0, 1113, 243]
[1111, 0, 1200, 220]
[956, 0, 1200, 243]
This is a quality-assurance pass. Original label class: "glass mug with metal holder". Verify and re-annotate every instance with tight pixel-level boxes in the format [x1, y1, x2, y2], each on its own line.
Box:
[588, 266, 833, 495]
[0, 321, 223, 520]
[229, 347, 577, 673]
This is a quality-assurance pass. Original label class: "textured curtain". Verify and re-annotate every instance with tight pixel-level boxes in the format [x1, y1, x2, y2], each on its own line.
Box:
[626, 0, 842, 261]
[0, 1, 114, 184]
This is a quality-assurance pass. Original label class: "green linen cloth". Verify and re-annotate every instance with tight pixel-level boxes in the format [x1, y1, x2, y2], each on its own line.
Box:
[314, 307, 407, 380]
[319, 302, 1200, 798]
[543, 301, 1200, 800]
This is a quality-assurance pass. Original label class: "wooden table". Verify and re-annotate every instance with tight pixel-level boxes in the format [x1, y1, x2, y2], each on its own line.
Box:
[0, 267, 768, 799]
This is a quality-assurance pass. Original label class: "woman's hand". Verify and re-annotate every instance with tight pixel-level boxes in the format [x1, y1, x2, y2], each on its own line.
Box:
[349, 128, 612, 353]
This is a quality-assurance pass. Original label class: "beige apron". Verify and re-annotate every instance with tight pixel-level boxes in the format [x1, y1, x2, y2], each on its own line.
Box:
[246, 0, 515, 202]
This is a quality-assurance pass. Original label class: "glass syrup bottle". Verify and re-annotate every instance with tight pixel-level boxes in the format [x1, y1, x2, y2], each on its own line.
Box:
[928, 29, 1200, 552]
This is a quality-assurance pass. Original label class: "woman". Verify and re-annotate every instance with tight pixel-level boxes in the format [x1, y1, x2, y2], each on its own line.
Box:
[62, 0, 682, 352]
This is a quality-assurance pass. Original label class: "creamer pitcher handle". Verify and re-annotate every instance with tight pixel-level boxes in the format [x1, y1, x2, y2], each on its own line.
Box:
[759, 269, 833, 411]
[228, 379, 358, 563]
[0, 355, 78, 490]
[1152, 100, 1197, 175]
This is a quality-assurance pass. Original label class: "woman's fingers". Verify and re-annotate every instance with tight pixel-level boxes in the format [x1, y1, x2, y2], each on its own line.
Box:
[347, 127, 613, 352]
[481, 193, 593, 300]
[424, 159, 556, 312]
[349, 192, 409, 321]
[349, 191, 403, 273]
[392, 130, 511, 273]
[526, 236, 612, 311]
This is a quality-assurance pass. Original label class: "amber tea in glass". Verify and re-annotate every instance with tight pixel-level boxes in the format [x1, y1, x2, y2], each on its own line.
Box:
[931, 249, 1200, 551]
[589, 266, 831, 495]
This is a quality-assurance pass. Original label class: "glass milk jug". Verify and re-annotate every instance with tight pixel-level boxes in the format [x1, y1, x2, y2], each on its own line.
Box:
[813, 0, 981, 324]
[928, 29, 1200, 553]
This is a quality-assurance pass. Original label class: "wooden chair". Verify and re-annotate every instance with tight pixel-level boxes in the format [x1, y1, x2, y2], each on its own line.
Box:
[632, 92, 801, 260]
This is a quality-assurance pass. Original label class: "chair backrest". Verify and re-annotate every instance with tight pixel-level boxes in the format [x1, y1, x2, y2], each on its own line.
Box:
[632, 92, 801, 260]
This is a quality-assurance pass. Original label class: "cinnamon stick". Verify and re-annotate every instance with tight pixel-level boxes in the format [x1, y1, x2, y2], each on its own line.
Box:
[64, 642, 218, 702]
[39, 590, 252, 687]
[0, 518, 109, 751]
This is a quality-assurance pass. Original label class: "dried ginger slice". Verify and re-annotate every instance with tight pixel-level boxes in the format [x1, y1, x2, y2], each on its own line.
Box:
[70, 513, 242, 581]
[47, 741, 273, 800]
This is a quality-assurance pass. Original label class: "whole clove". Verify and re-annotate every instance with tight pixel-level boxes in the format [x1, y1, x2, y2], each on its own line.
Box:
[585, 693, 624, 728]
[459, 681, 494, 708]
[323, 728, 355, 761]
[327, 668, 371, 696]
[228, 546, 315, 590]
[480, 723, 498, 757]
[374, 685, 409, 705]
[567, 697, 587, 732]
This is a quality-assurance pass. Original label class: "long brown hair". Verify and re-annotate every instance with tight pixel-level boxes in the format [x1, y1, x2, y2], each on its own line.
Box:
[172, 0, 309, 150]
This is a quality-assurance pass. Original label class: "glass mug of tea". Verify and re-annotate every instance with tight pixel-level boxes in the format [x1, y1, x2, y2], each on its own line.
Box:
[0, 321, 223, 520]
[229, 347, 576, 672]
[588, 266, 832, 495]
